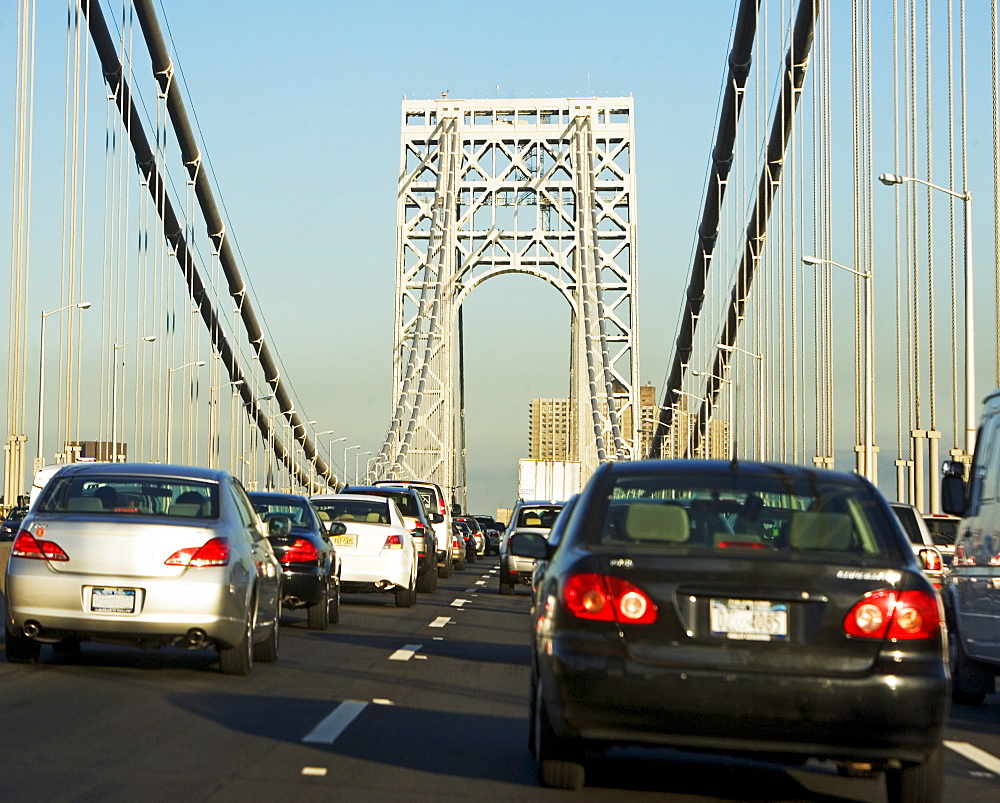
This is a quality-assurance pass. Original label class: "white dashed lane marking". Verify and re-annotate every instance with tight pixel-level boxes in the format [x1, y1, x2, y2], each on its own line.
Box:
[450, 598, 468, 607]
[945, 741, 1000, 776]
[302, 700, 367, 744]
[301, 767, 328, 776]
[464, 587, 480, 594]
[388, 643, 423, 661]
[429, 616, 451, 628]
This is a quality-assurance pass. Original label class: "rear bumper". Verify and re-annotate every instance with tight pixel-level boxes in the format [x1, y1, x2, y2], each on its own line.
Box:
[540, 641, 949, 764]
[280, 567, 327, 607]
[340, 553, 410, 589]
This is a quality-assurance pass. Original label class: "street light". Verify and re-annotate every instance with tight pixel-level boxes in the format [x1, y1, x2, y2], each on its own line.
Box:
[111, 335, 156, 462]
[265, 408, 295, 490]
[36, 302, 91, 469]
[355, 450, 372, 485]
[207, 379, 244, 468]
[716, 343, 764, 460]
[803, 255, 875, 483]
[344, 444, 361, 486]
[165, 360, 206, 464]
[879, 171, 975, 459]
[693, 369, 734, 459]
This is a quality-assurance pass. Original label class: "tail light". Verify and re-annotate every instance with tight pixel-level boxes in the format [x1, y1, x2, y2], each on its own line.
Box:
[716, 540, 769, 549]
[843, 589, 941, 640]
[165, 537, 230, 567]
[917, 547, 942, 573]
[11, 531, 69, 561]
[280, 538, 320, 564]
[383, 534, 404, 549]
[562, 573, 658, 625]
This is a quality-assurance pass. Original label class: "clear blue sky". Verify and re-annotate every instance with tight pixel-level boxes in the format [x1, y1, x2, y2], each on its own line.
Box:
[2, 2, 993, 515]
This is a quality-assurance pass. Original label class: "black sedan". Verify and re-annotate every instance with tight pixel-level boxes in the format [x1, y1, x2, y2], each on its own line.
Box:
[1, 506, 28, 541]
[248, 492, 340, 630]
[511, 459, 949, 801]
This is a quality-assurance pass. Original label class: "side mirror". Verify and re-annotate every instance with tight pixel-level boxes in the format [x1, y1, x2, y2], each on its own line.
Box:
[327, 521, 347, 537]
[941, 474, 967, 516]
[509, 531, 551, 560]
[429, 512, 444, 524]
[267, 515, 292, 538]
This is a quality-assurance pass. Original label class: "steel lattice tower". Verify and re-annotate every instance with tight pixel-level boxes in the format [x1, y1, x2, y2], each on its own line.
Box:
[377, 97, 639, 503]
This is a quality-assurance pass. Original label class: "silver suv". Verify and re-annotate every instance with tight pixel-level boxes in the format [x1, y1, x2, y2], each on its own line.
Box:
[499, 500, 563, 595]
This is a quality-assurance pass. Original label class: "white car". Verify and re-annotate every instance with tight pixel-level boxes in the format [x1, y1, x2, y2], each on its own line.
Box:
[310, 494, 418, 607]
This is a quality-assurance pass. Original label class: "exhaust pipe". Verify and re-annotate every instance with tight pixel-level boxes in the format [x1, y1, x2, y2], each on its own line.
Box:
[375, 580, 394, 591]
[181, 628, 210, 649]
[22, 621, 41, 638]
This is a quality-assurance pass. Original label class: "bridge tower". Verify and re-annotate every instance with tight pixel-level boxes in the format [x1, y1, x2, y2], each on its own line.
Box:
[377, 97, 639, 503]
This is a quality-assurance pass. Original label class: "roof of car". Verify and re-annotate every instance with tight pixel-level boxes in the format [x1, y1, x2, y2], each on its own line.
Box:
[42, 462, 229, 483]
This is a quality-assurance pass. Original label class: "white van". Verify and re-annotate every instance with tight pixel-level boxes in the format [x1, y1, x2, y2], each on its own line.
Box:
[29, 463, 67, 507]
[941, 387, 1000, 704]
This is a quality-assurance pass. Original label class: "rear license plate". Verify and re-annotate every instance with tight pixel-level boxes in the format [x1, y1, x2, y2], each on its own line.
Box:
[710, 598, 788, 641]
[90, 587, 137, 614]
[331, 534, 357, 548]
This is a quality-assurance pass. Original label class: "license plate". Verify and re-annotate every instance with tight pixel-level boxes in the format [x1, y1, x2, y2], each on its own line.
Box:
[710, 598, 788, 641]
[331, 534, 357, 548]
[90, 587, 137, 614]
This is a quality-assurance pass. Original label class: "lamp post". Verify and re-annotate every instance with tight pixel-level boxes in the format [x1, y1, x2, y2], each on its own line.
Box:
[318, 431, 346, 489]
[717, 343, 764, 460]
[165, 360, 206, 464]
[803, 255, 875, 483]
[344, 444, 361, 487]
[693, 369, 734, 459]
[673, 389, 710, 458]
[265, 408, 295, 491]
[207, 379, 244, 468]
[356, 450, 372, 485]
[242, 394, 273, 487]
[36, 302, 91, 469]
[112, 335, 156, 462]
[879, 172, 975, 460]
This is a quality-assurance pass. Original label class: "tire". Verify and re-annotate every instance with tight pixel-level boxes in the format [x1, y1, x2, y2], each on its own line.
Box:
[253, 598, 280, 663]
[328, 577, 341, 624]
[417, 568, 437, 593]
[885, 744, 943, 803]
[307, 582, 330, 630]
[499, 579, 515, 595]
[5, 624, 41, 664]
[456, 555, 467, 572]
[219, 610, 254, 675]
[395, 577, 416, 608]
[438, 555, 453, 579]
[950, 628, 991, 705]
[533, 680, 585, 790]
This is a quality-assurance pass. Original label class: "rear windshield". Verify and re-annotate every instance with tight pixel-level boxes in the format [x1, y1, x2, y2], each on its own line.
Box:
[312, 498, 390, 524]
[923, 517, 958, 546]
[37, 475, 218, 519]
[516, 506, 563, 529]
[249, 494, 316, 528]
[589, 468, 900, 557]
[370, 492, 420, 518]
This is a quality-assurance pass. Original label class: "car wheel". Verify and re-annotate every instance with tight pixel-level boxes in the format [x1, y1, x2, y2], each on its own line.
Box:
[328, 577, 341, 624]
[949, 628, 991, 705]
[499, 576, 515, 595]
[5, 623, 41, 664]
[438, 555, 452, 579]
[253, 597, 280, 663]
[395, 578, 416, 608]
[885, 744, 943, 803]
[307, 582, 330, 630]
[533, 680, 585, 789]
[218, 609, 254, 675]
[456, 555, 467, 571]
[417, 568, 436, 593]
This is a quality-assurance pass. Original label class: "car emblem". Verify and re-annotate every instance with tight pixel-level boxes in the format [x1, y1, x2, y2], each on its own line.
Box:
[609, 558, 633, 568]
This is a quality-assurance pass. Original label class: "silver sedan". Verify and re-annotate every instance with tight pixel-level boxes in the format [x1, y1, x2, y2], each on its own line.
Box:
[4, 463, 281, 674]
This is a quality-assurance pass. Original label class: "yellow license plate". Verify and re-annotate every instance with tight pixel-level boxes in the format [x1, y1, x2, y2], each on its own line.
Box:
[332, 534, 357, 548]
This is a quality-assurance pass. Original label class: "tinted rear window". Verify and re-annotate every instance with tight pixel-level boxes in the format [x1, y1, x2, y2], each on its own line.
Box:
[312, 498, 390, 524]
[249, 494, 316, 528]
[38, 475, 218, 519]
[588, 468, 899, 557]
[516, 506, 563, 528]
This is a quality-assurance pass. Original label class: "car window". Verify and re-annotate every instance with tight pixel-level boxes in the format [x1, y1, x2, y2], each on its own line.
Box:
[37, 474, 219, 519]
[313, 498, 389, 524]
[517, 506, 562, 528]
[229, 481, 264, 539]
[968, 412, 1000, 513]
[249, 494, 313, 527]
[587, 469, 898, 557]
[890, 505, 923, 545]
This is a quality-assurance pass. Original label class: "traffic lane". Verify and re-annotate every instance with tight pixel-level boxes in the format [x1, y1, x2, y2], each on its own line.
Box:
[945, 693, 1000, 800]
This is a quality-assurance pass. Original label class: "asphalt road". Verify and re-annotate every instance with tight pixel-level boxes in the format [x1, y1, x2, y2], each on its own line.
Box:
[1, 554, 998, 802]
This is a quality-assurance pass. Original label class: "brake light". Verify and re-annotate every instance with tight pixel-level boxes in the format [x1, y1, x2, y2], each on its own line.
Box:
[281, 538, 320, 564]
[11, 531, 69, 561]
[917, 547, 942, 573]
[164, 537, 230, 567]
[843, 589, 941, 640]
[716, 541, 769, 549]
[384, 534, 403, 549]
[562, 573, 657, 624]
